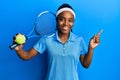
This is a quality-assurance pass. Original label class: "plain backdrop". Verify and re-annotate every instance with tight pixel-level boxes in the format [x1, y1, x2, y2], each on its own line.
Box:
[0, 0, 120, 80]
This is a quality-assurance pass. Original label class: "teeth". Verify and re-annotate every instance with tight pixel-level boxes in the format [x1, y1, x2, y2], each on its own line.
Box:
[63, 26, 68, 30]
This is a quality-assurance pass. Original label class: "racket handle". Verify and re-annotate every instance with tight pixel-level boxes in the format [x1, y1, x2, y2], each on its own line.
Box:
[9, 44, 19, 50]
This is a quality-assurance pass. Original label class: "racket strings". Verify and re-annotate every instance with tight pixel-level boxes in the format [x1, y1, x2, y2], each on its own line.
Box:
[34, 11, 56, 37]
[26, 11, 56, 39]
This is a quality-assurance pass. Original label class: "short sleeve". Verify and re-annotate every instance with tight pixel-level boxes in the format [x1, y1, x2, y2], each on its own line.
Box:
[33, 37, 46, 54]
[80, 37, 87, 55]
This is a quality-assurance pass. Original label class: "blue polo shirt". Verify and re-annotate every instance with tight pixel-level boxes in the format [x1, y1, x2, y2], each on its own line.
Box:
[34, 31, 87, 80]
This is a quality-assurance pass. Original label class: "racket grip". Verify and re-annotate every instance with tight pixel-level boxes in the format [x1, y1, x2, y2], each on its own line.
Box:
[9, 44, 19, 50]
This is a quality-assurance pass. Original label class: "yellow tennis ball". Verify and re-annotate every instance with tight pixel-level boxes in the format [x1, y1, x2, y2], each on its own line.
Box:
[15, 33, 26, 44]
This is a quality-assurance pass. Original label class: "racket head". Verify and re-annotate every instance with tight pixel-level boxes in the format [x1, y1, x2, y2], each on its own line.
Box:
[34, 11, 56, 36]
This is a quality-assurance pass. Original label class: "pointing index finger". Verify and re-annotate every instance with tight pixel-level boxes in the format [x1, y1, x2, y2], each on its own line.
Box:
[97, 29, 103, 36]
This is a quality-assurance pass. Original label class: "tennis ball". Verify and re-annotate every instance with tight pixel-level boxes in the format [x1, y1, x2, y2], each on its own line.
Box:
[15, 33, 26, 44]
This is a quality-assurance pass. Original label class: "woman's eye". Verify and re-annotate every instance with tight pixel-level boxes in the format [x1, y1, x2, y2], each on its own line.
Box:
[59, 17, 64, 21]
[69, 19, 74, 23]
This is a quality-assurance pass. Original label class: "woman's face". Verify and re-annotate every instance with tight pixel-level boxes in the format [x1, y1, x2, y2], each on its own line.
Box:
[56, 11, 74, 34]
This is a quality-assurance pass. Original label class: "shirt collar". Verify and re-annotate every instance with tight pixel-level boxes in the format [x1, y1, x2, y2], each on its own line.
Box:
[55, 30, 76, 42]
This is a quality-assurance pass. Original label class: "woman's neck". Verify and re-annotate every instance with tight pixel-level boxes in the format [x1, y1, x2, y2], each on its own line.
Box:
[58, 32, 70, 44]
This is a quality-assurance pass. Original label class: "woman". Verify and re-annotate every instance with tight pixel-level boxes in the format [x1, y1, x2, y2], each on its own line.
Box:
[14, 3, 101, 80]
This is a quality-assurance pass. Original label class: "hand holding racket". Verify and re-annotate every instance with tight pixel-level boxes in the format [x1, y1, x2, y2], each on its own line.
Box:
[10, 11, 56, 49]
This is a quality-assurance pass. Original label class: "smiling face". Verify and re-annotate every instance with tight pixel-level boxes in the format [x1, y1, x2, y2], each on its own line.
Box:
[56, 11, 75, 35]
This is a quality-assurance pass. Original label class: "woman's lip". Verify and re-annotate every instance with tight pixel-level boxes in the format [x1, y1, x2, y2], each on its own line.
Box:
[62, 26, 69, 30]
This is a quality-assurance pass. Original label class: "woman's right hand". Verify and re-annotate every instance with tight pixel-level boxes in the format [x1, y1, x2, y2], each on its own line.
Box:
[14, 44, 23, 51]
[13, 33, 26, 50]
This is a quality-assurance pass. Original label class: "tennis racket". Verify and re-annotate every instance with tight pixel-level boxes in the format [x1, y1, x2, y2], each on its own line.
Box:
[10, 11, 56, 49]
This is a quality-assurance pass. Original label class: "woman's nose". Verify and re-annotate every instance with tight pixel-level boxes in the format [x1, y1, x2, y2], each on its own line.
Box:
[64, 20, 68, 26]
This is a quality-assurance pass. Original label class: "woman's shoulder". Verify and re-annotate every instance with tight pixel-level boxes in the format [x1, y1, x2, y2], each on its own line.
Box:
[71, 32, 84, 40]
[39, 33, 56, 42]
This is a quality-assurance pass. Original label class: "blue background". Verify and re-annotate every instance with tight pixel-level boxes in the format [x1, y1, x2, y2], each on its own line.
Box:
[0, 0, 120, 80]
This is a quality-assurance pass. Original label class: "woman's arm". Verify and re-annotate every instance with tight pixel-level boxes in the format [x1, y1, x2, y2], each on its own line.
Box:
[80, 46, 94, 68]
[80, 34, 100, 68]
[15, 45, 38, 60]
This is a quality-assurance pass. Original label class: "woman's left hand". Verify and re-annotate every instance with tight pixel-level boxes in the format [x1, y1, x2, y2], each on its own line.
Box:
[89, 30, 103, 49]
